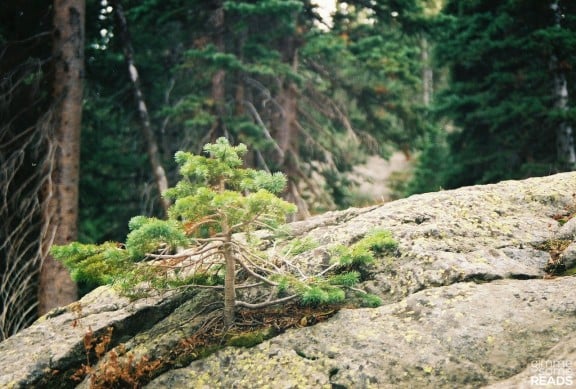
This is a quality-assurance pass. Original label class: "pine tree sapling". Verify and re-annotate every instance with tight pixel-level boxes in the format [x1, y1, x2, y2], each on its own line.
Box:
[164, 137, 297, 327]
[54, 138, 298, 327]
[52, 138, 391, 329]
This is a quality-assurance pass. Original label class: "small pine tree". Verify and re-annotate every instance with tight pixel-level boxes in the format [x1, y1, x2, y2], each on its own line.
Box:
[52, 138, 386, 328]
[164, 138, 297, 326]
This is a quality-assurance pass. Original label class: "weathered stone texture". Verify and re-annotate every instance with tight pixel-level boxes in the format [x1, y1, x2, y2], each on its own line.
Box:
[1, 172, 575, 388]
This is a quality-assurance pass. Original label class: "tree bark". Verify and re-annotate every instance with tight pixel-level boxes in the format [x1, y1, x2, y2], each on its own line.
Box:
[421, 37, 433, 107]
[550, 0, 576, 169]
[222, 234, 236, 329]
[111, 0, 171, 215]
[209, 1, 227, 140]
[38, 0, 85, 315]
[277, 35, 310, 220]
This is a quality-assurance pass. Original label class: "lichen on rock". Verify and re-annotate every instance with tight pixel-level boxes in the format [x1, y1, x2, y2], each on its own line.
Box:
[1, 172, 576, 388]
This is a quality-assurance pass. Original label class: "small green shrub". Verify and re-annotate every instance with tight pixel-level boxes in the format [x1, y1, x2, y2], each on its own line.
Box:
[360, 293, 383, 308]
[335, 245, 374, 267]
[332, 229, 397, 269]
[328, 271, 360, 287]
[300, 285, 345, 307]
[355, 229, 398, 255]
[282, 237, 319, 256]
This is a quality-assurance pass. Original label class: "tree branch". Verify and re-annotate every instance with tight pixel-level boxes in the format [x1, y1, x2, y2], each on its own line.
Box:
[235, 294, 298, 309]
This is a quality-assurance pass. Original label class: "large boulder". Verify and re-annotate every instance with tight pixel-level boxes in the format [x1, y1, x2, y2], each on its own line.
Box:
[1, 172, 575, 388]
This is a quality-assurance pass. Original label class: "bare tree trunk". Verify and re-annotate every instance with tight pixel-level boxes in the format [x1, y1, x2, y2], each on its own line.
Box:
[553, 74, 576, 168]
[421, 37, 433, 107]
[277, 81, 298, 158]
[111, 0, 171, 215]
[222, 233, 236, 329]
[277, 37, 310, 220]
[38, 0, 85, 315]
[279, 78, 310, 220]
[209, 1, 227, 140]
[550, 0, 576, 169]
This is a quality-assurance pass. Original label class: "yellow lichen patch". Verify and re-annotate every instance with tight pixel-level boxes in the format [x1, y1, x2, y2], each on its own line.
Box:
[403, 329, 422, 344]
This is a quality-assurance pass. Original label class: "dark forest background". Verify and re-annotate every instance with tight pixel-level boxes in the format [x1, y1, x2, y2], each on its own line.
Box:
[1, 0, 575, 339]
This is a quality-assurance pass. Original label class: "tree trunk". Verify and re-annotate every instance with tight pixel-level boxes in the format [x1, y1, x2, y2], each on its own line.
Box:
[111, 0, 171, 215]
[222, 233, 236, 328]
[209, 1, 227, 140]
[277, 35, 310, 220]
[550, 0, 576, 169]
[38, 0, 85, 315]
[553, 75, 576, 168]
[421, 37, 433, 107]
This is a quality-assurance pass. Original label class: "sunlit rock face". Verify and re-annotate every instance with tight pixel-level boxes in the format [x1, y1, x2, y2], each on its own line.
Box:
[1, 172, 575, 388]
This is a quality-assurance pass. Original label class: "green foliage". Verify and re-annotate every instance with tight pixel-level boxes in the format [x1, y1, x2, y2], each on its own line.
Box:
[51, 242, 133, 286]
[77, 0, 441, 238]
[275, 276, 290, 296]
[292, 229, 397, 308]
[282, 237, 319, 256]
[405, 125, 451, 195]
[300, 285, 346, 307]
[435, 0, 576, 188]
[333, 229, 398, 268]
[357, 229, 398, 255]
[125, 217, 187, 259]
[328, 271, 361, 287]
[335, 245, 375, 268]
[54, 138, 390, 329]
[165, 138, 297, 236]
[360, 293, 383, 308]
[55, 139, 296, 295]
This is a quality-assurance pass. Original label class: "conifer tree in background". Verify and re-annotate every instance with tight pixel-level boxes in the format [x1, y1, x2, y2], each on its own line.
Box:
[79, 0, 195, 243]
[330, 0, 433, 159]
[435, 0, 576, 188]
[38, 0, 85, 315]
[550, 0, 576, 169]
[0, 0, 85, 336]
[110, 0, 171, 216]
[79, 0, 435, 234]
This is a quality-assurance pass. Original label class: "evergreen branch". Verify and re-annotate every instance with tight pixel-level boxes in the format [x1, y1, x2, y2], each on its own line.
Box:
[237, 251, 276, 277]
[242, 245, 283, 274]
[146, 241, 221, 261]
[235, 294, 298, 309]
[184, 218, 220, 234]
[235, 255, 278, 287]
[348, 286, 368, 294]
[243, 101, 284, 158]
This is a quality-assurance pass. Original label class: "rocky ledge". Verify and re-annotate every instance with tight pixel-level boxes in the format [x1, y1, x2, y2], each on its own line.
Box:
[1, 172, 575, 388]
